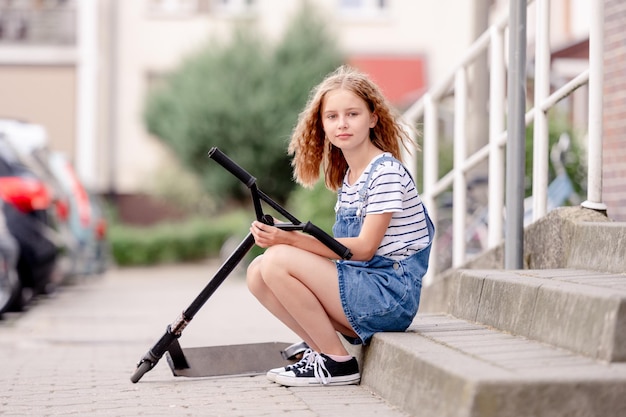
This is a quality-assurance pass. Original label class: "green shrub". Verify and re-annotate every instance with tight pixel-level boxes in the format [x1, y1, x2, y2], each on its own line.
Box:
[109, 211, 250, 266]
[144, 2, 344, 206]
[108, 180, 343, 268]
[286, 180, 337, 233]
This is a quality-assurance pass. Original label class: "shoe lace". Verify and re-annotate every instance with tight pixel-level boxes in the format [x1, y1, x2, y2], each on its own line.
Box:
[293, 349, 315, 368]
[297, 353, 330, 385]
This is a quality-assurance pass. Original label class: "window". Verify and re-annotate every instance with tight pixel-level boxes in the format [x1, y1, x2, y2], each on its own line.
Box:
[0, 0, 76, 45]
[211, 0, 257, 17]
[339, 0, 388, 18]
[147, 0, 198, 16]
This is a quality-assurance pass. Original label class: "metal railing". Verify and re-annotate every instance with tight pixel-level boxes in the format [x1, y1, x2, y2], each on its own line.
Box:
[402, 0, 606, 280]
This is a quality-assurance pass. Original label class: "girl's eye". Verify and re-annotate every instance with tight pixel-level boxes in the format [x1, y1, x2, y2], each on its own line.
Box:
[327, 114, 336, 119]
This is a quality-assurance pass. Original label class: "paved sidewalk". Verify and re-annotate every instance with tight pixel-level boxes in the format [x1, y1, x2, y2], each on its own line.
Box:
[0, 261, 409, 417]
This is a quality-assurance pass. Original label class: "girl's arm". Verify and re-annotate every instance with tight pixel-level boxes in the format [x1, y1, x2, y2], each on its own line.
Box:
[250, 211, 393, 261]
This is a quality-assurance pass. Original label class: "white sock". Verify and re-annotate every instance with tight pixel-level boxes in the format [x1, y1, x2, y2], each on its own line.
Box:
[326, 354, 353, 362]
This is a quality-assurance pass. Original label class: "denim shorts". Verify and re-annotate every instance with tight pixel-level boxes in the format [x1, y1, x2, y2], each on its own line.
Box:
[336, 242, 432, 345]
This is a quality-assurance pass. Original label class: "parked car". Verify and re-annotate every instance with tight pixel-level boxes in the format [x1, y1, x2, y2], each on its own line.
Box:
[0, 118, 110, 305]
[0, 119, 90, 280]
[46, 151, 110, 276]
[0, 130, 64, 310]
[0, 199, 20, 316]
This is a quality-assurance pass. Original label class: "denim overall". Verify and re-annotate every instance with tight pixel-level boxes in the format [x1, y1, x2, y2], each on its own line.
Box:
[333, 156, 435, 345]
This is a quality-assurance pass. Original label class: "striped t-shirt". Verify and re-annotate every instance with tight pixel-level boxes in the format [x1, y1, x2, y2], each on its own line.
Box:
[337, 153, 430, 260]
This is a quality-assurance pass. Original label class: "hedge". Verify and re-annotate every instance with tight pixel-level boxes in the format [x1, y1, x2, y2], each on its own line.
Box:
[109, 211, 251, 266]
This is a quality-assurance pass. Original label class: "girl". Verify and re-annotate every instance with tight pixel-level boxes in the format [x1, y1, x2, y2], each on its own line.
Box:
[247, 65, 433, 387]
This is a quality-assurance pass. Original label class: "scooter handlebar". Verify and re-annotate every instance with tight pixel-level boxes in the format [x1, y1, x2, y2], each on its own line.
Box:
[208, 147, 256, 188]
[208, 147, 352, 260]
[303, 221, 352, 260]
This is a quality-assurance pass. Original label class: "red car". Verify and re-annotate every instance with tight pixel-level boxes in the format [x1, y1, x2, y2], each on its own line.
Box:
[0, 124, 64, 310]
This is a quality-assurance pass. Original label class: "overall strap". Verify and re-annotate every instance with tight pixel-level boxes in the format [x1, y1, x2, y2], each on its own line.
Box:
[357, 155, 399, 202]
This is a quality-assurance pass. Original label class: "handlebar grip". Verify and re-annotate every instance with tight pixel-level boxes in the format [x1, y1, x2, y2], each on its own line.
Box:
[303, 221, 352, 260]
[208, 147, 256, 188]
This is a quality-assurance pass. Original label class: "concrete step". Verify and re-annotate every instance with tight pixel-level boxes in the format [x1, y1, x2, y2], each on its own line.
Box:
[444, 269, 626, 362]
[353, 314, 626, 417]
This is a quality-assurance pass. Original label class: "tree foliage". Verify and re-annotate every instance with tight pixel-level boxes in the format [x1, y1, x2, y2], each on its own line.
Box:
[144, 2, 344, 206]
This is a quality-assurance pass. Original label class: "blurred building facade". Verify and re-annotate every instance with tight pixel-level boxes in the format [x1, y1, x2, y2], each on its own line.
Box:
[0, 0, 623, 220]
[603, 0, 626, 221]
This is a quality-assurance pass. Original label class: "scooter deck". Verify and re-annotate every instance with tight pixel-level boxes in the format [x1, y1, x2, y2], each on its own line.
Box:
[165, 342, 297, 378]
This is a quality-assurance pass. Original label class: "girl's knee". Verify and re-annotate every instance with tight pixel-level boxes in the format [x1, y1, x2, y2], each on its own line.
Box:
[246, 256, 265, 295]
[258, 245, 289, 276]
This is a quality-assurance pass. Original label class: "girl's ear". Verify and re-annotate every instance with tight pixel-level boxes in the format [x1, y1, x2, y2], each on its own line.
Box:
[369, 112, 379, 128]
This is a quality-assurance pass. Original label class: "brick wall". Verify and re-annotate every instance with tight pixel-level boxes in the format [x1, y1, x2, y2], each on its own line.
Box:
[603, 0, 626, 221]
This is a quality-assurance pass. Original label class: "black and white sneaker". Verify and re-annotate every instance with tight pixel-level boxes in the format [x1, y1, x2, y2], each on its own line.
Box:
[266, 349, 317, 382]
[275, 353, 360, 386]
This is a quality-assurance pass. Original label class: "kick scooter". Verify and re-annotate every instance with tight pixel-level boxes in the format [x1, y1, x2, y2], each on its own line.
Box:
[130, 147, 352, 383]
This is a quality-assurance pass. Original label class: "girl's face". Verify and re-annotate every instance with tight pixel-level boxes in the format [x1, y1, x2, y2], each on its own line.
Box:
[321, 88, 378, 154]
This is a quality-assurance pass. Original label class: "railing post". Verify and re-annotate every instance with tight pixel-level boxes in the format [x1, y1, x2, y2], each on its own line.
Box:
[504, 0, 527, 269]
[453, 69, 468, 267]
[488, 25, 505, 248]
[581, 0, 607, 212]
[422, 94, 438, 217]
[423, 94, 438, 283]
[532, 0, 551, 221]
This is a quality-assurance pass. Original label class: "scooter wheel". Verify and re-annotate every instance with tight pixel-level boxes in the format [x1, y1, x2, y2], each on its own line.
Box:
[130, 361, 152, 383]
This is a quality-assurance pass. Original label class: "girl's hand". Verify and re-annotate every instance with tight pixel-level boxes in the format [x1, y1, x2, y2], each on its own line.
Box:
[250, 220, 286, 248]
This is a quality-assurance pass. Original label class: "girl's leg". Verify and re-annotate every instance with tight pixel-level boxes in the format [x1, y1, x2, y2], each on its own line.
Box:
[247, 256, 319, 351]
[252, 244, 357, 356]
[248, 252, 356, 347]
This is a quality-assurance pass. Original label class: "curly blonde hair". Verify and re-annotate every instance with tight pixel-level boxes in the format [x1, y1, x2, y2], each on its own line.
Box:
[288, 65, 416, 190]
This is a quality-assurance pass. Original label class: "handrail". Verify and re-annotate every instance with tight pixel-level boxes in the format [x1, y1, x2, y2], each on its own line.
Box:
[404, 0, 602, 281]
[403, 10, 512, 123]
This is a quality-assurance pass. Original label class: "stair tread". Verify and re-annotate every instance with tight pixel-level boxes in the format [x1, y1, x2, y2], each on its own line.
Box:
[466, 269, 626, 295]
[444, 269, 626, 361]
[359, 269, 626, 416]
[362, 315, 626, 417]
[402, 313, 626, 380]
